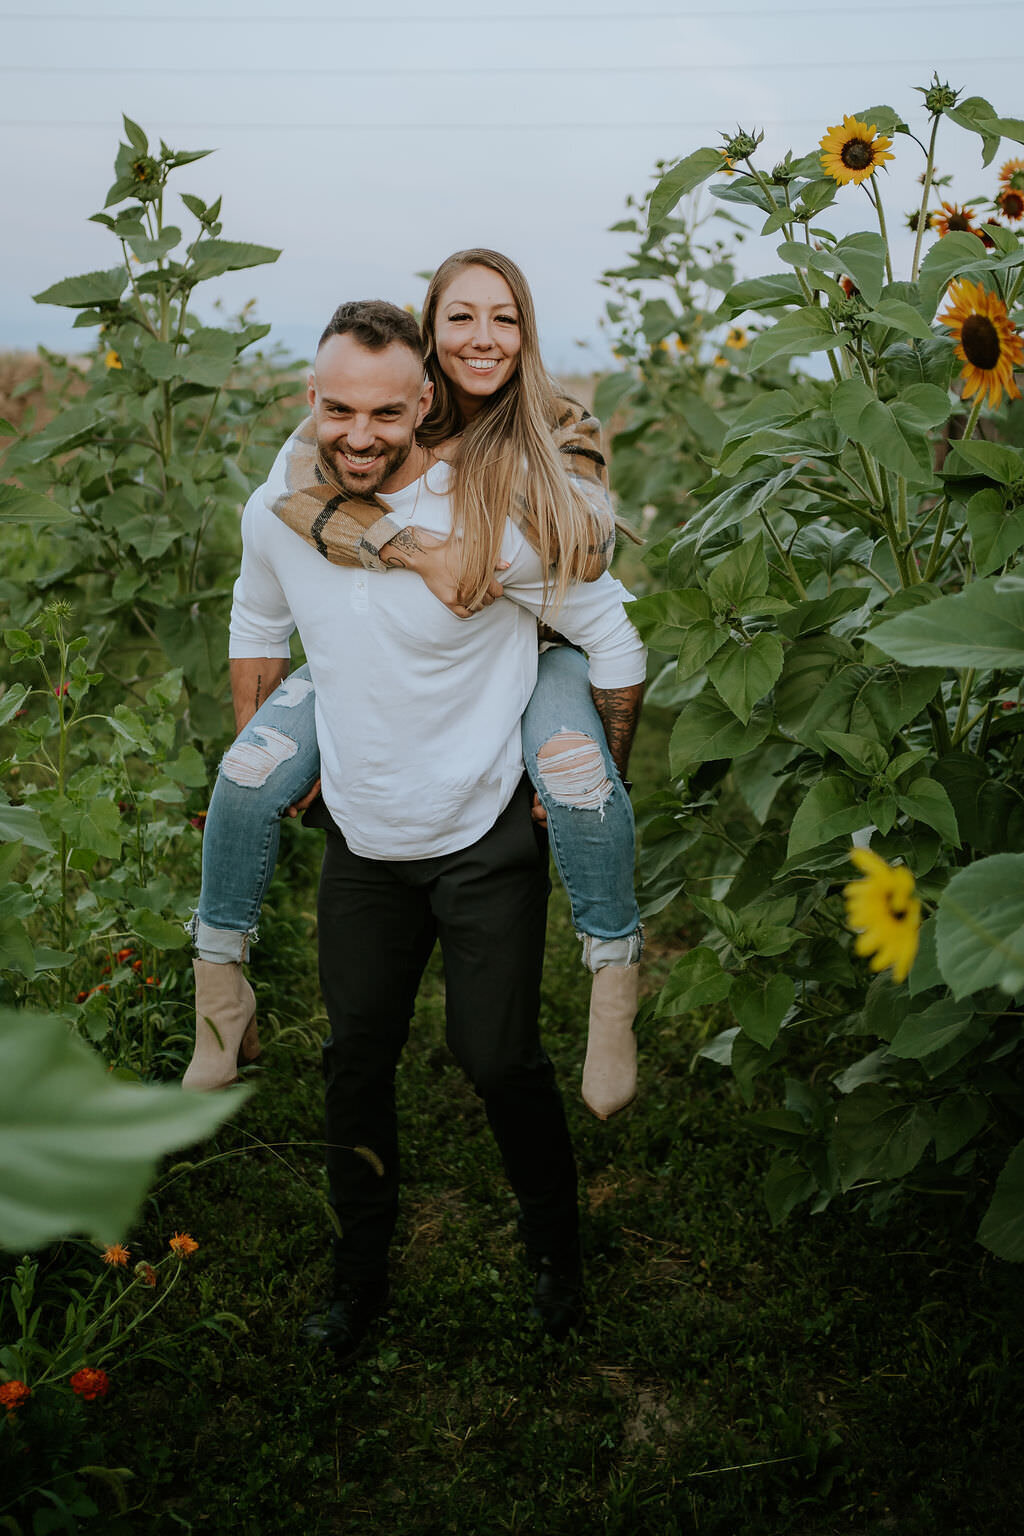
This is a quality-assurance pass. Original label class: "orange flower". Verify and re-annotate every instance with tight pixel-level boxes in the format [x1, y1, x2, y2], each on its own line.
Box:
[104, 350, 122, 370]
[0, 1380, 31, 1411]
[70, 1367, 109, 1401]
[115, 947, 135, 964]
[997, 187, 1024, 223]
[169, 1231, 199, 1258]
[101, 1242, 130, 1267]
[933, 202, 978, 238]
[939, 278, 1024, 411]
[998, 157, 1024, 192]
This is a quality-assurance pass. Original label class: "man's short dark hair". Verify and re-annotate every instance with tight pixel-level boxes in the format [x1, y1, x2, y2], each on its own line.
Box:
[318, 300, 423, 358]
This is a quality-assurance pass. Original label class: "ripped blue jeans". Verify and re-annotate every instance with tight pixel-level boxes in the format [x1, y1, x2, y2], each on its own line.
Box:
[193, 645, 641, 971]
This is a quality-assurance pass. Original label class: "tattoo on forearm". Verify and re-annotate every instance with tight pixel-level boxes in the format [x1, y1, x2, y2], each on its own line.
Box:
[254, 674, 264, 713]
[382, 527, 427, 569]
[590, 684, 644, 779]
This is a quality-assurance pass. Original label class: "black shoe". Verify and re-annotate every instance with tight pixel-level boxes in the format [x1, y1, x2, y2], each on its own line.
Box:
[529, 1255, 585, 1341]
[303, 1273, 389, 1362]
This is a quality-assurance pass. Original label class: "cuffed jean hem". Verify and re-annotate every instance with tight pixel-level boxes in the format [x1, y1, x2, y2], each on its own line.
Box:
[579, 928, 644, 973]
[187, 912, 256, 964]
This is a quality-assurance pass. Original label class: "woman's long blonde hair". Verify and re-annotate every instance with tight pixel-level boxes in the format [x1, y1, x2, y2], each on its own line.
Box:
[418, 248, 601, 611]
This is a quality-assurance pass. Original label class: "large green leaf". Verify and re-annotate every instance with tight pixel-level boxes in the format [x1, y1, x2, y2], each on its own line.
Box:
[12, 405, 106, 465]
[830, 378, 938, 486]
[976, 1139, 1024, 1261]
[0, 805, 54, 853]
[945, 438, 1024, 485]
[895, 778, 960, 846]
[833, 1085, 934, 1190]
[0, 484, 75, 526]
[625, 589, 712, 650]
[799, 663, 942, 750]
[764, 1157, 817, 1226]
[936, 852, 1024, 999]
[33, 268, 128, 308]
[919, 230, 1024, 313]
[933, 1091, 988, 1162]
[807, 232, 887, 307]
[705, 536, 769, 611]
[706, 632, 784, 724]
[718, 272, 804, 317]
[730, 972, 794, 1048]
[188, 240, 281, 278]
[0, 1009, 238, 1249]
[657, 946, 733, 1015]
[649, 148, 725, 224]
[747, 308, 847, 370]
[967, 488, 1024, 579]
[669, 692, 772, 775]
[871, 578, 1024, 670]
[888, 997, 983, 1076]
[787, 776, 867, 860]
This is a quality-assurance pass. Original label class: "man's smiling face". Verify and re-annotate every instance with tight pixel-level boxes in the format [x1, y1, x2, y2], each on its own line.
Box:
[308, 334, 432, 496]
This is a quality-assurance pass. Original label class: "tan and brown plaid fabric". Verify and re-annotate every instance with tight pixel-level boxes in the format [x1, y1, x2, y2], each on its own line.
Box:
[268, 395, 616, 580]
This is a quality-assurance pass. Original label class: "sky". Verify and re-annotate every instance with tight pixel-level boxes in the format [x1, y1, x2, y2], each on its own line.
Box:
[2, 0, 1023, 371]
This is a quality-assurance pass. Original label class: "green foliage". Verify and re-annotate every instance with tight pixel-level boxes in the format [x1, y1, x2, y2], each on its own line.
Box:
[1, 114, 300, 737]
[608, 86, 1024, 1257]
[0, 1009, 238, 1250]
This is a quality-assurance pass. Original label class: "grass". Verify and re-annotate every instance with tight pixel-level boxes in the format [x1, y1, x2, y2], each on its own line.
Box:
[5, 711, 1024, 1536]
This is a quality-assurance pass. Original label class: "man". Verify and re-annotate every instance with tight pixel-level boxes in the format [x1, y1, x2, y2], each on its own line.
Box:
[228, 300, 646, 1358]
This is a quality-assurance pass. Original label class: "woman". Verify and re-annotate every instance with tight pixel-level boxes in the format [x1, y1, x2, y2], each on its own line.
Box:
[184, 250, 644, 1117]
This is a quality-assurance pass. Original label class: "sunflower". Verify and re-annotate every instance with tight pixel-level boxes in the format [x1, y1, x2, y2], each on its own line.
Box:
[999, 157, 1024, 192]
[933, 201, 978, 238]
[939, 278, 1023, 411]
[997, 187, 1024, 223]
[819, 114, 894, 186]
[843, 848, 921, 984]
[724, 326, 748, 349]
[905, 208, 933, 234]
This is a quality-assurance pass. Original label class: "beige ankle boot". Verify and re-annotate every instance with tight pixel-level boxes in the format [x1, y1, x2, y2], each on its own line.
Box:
[182, 959, 259, 1092]
[581, 962, 639, 1120]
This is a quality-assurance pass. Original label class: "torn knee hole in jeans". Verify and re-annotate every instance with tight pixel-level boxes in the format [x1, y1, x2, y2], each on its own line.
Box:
[536, 729, 613, 812]
[221, 726, 299, 788]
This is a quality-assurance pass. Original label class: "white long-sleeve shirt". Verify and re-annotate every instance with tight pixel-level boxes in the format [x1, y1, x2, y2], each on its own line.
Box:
[229, 459, 647, 860]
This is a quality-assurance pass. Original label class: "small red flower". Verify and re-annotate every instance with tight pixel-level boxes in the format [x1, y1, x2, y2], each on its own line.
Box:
[116, 947, 135, 964]
[70, 1367, 109, 1401]
[190, 813, 208, 831]
[135, 1261, 158, 1288]
[168, 1231, 199, 1259]
[53, 683, 69, 698]
[0, 1380, 31, 1411]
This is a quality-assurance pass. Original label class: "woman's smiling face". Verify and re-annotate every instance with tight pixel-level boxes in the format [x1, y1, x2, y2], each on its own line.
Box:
[432, 264, 522, 418]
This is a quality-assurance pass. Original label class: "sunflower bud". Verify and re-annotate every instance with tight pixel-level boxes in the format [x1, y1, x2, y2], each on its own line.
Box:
[905, 209, 933, 233]
[771, 154, 796, 186]
[130, 155, 163, 202]
[916, 74, 961, 115]
[719, 127, 764, 163]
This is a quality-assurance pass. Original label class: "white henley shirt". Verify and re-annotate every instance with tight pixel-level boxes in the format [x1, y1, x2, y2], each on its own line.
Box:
[229, 459, 647, 860]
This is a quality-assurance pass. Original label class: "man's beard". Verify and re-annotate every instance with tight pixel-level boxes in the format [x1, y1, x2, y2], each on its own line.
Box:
[319, 436, 414, 497]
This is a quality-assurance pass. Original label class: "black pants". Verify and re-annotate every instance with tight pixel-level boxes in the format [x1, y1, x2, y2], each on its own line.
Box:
[316, 779, 579, 1282]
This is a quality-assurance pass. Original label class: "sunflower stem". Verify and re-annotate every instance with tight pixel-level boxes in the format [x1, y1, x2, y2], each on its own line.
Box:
[922, 498, 950, 582]
[759, 510, 807, 599]
[959, 394, 984, 442]
[911, 115, 941, 282]
[951, 669, 977, 745]
[864, 179, 894, 284]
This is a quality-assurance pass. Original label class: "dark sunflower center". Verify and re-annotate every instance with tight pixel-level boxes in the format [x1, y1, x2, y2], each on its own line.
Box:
[1002, 191, 1024, 218]
[841, 138, 873, 171]
[948, 212, 972, 231]
[961, 314, 1002, 370]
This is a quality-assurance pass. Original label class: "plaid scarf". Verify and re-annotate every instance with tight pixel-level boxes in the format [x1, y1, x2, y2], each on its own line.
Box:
[266, 395, 617, 579]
